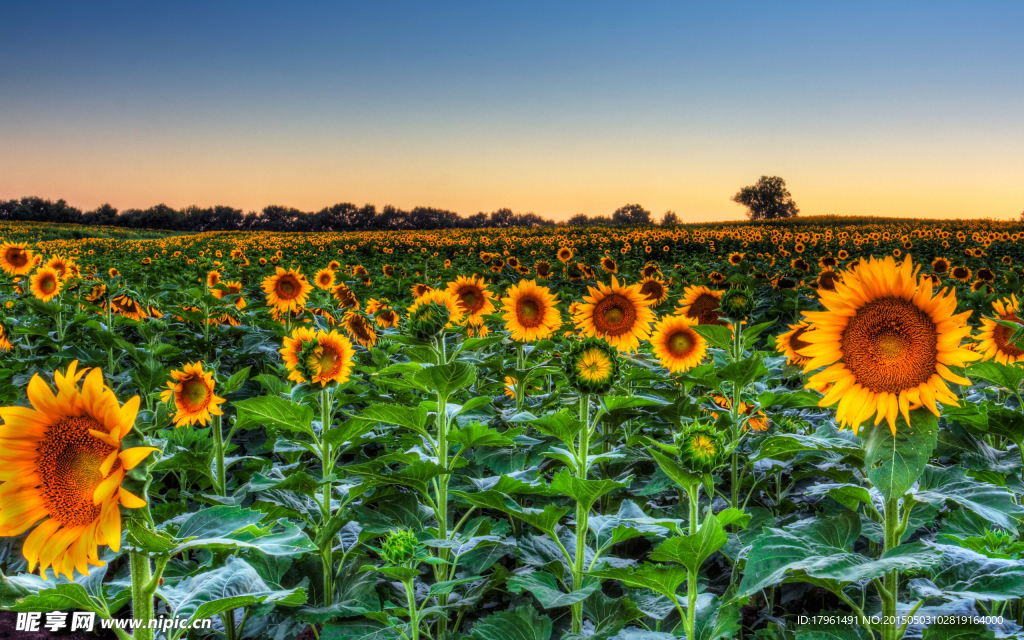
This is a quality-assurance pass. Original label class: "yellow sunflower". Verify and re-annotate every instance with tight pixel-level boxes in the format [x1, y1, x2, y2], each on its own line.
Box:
[573, 275, 655, 352]
[343, 311, 377, 347]
[206, 270, 221, 289]
[447, 275, 496, 326]
[110, 295, 148, 321]
[775, 321, 813, 366]
[375, 308, 400, 328]
[0, 243, 34, 275]
[976, 295, 1024, 365]
[500, 280, 562, 342]
[675, 285, 724, 326]
[557, 247, 574, 263]
[0, 322, 13, 352]
[30, 267, 62, 302]
[799, 256, 979, 435]
[212, 281, 247, 310]
[262, 267, 312, 313]
[281, 328, 355, 386]
[650, 315, 707, 373]
[315, 268, 336, 290]
[159, 362, 226, 427]
[638, 276, 669, 307]
[331, 282, 360, 310]
[0, 362, 157, 579]
[411, 283, 434, 298]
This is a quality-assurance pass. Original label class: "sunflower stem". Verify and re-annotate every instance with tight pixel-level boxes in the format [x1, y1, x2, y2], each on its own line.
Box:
[320, 387, 335, 606]
[129, 550, 156, 640]
[686, 481, 701, 640]
[571, 393, 591, 635]
[882, 496, 901, 640]
[211, 413, 226, 497]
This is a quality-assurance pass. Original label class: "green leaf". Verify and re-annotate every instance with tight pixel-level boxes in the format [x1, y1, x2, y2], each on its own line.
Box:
[506, 570, 599, 609]
[125, 519, 181, 554]
[647, 447, 701, 490]
[320, 621, 402, 640]
[913, 466, 1024, 530]
[158, 557, 305, 638]
[694, 593, 742, 640]
[717, 354, 768, 389]
[467, 605, 553, 640]
[599, 395, 671, 413]
[753, 425, 864, 463]
[926, 543, 1024, 600]
[234, 395, 315, 437]
[452, 490, 570, 538]
[412, 362, 477, 399]
[3, 582, 103, 613]
[550, 469, 630, 512]
[691, 325, 733, 351]
[169, 506, 317, 556]
[969, 361, 1024, 393]
[323, 418, 379, 450]
[921, 621, 995, 640]
[589, 564, 689, 605]
[648, 514, 727, 574]
[359, 403, 430, 437]
[756, 390, 822, 410]
[451, 423, 521, 449]
[426, 575, 485, 597]
[863, 409, 938, 501]
[529, 410, 584, 450]
[222, 365, 252, 394]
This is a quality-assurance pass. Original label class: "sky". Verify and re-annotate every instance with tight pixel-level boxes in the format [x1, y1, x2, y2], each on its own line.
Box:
[1, 1, 1022, 222]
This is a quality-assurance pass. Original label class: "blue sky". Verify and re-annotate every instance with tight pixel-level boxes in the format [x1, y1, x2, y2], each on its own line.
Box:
[2, 1, 1022, 220]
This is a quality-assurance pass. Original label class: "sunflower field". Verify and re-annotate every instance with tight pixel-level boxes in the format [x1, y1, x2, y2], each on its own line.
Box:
[2, 217, 1024, 640]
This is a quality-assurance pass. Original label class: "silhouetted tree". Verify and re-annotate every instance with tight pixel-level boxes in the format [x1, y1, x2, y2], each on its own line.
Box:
[732, 176, 799, 220]
[82, 204, 119, 226]
[661, 211, 679, 227]
[612, 203, 651, 225]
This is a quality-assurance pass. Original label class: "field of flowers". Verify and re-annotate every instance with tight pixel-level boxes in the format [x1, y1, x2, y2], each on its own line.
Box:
[1, 216, 1024, 640]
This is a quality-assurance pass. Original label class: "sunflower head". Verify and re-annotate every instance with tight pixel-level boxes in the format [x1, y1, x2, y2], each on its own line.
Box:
[638, 276, 669, 307]
[0, 243, 34, 275]
[563, 338, 621, 395]
[573, 275, 656, 352]
[447, 275, 496, 324]
[720, 285, 754, 321]
[0, 361, 157, 579]
[676, 423, 727, 474]
[501, 280, 562, 342]
[281, 328, 355, 386]
[407, 289, 464, 339]
[676, 285, 724, 326]
[159, 362, 227, 427]
[30, 267, 63, 302]
[315, 268, 336, 290]
[651, 315, 707, 374]
[262, 267, 313, 313]
[976, 294, 1024, 364]
[380, 528, 419, 566]
[343, 311, 377, 347]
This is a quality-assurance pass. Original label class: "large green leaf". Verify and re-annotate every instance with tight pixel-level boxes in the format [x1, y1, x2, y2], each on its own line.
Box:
[412, 362, 477, 398]
[550, 469, 630, 512]
[913, 465, 1024, 530]
[717, 354, 768, 389]
[158, 557, 305, 639]
[529, 410, 585, 450]
[452, 490, 570, 538]
[969, 361, 1024, 393]
[925, 543, 1024, 600]
[647, 447, 701, 490]
[589, 564, 689, 605]
[467, 605, 553, 640]
[738, 511, 940, 595]
[358, 403, 431, 438]
[506, 570, 599, 609]
[168, 506, 316, 556]
[233, 395, 315, 437]
[648, 514, 728, 575]
[752, 424, 864, 463]
[863, 409, 938, 501]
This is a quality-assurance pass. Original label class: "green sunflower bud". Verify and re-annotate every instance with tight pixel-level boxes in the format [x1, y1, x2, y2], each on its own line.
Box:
[407, 300, 450, 340]
[677, 423, 727, 474]
[380, 529, 419, 566]
[720, 285, 755, 320]
[563, 337, 621, 395]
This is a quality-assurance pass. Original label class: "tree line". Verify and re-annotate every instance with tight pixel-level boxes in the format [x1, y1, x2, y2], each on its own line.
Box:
[0, 177, 797, 232]
[0, 198, 679, 232]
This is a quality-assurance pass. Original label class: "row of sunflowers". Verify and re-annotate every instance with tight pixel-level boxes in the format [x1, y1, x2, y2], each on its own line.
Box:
[0, 218, 1023, 640]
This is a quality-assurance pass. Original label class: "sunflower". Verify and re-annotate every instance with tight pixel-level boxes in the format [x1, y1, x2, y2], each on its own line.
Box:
[206, 270, 221, 289]
[976, 295, 1024, 365]
[407, 289, 466, 337]
[676, 285, 724, 326]
[728, 252, 745, 266]
[638, 276, 669, 307]
[535, 260, 552, 278]
[931, 257, 950, 274]
[375, 308, 400, 328]
[30, 267, 62, 302]
[951, 266, 971, 283]
[600, 257, 618, 274]
[262, 267, 312, 313]
[573, 275, 655, 352]
[342, 311, 377, 347]
[0, 322, 13, 352]
[0, 362, 157, 579]
[776, 321, 813, 366]
[331, 282, 360, 310]
[708, 271, 726, 285]
[0, 243, 34, 275]
[650, 315, 707, 373]
[110, 295, 148, 321]
[976, 268, 995, 282]
[447, 275, 496, 326]
[503, 376, 517, 399]
[212, 281, 247, 310]
[557, 247, 574, 263]
[315, 268, 336, 290]
[799, 256, 979, 435]
[159, 362, 226, 427]
[281, 328, 355, 386]
[411, 283, 433, 298]
[642, 263, 662, 279]
[564, 338, 620, 394]
[501, 280, 562, 342]
[382, 264, 396, 278]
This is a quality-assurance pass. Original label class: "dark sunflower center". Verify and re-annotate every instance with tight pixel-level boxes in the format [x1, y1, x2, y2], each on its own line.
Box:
[278, 277, 298, 297]
[594, 294, 636, 335]
[640, 281, 664, 300]
[459, 289, 481, 312]
[40, 276, 56, 293]
[840, 297, 938, 394]
[687, 293, 723, 325]
[518, 298, 540, 324]
[993, 314, 1024, 357]
[7, 249, 28, 267]
[37, 416, 116, 527]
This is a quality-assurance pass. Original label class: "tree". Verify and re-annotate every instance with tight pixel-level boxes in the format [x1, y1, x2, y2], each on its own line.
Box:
[660, 210, 679, 227]
[731, 176, 799, 220]
[612, 203, 651, 225]
[566, 214, 589, 227]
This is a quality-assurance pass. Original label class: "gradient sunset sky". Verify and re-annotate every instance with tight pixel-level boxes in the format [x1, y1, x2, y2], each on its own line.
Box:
[2, 1, 1022, 222]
